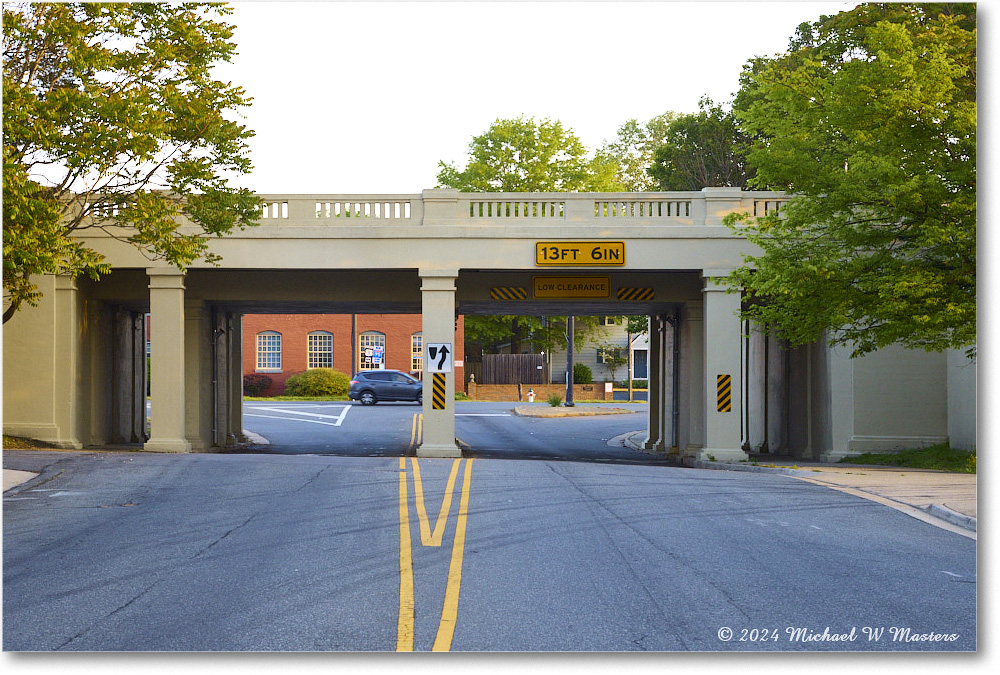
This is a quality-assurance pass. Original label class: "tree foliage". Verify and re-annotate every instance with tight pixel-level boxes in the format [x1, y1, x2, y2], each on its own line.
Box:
[726, 3, 976, 356]
[2, 2, 260, 323]
[465, 314, 606, 355]
[595, 112, 677, 191]
[436, 116, 624, 192]
[647, 98, 755, 191]
[438, 117, 624, 354]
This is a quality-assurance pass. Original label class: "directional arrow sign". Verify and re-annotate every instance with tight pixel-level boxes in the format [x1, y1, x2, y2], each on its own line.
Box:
[425, 343, 453, 373]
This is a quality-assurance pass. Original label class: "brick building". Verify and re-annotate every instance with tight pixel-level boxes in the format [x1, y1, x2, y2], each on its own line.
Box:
[242, 314, 465, 396]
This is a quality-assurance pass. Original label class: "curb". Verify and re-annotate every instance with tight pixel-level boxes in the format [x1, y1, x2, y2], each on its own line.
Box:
[690, 458, 977, 534]
[513, 406, 637, 418]
[925, 504, 977, 532]
[2, 465, 65, 497]
[620, 434, 976, 535]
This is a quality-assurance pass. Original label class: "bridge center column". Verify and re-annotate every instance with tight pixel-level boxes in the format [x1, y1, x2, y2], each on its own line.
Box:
[145, 269, 192, 453]
[695, 274, 747, 462]
[418, 269, 461, 458]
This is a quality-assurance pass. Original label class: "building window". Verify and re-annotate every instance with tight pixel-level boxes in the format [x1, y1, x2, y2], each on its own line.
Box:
[411, 332, 423, 374]
[308, 331, 333, 369]
[256, 331, 282, 372]
[359, 331, 386, 370]
[598, 316, 618, 326]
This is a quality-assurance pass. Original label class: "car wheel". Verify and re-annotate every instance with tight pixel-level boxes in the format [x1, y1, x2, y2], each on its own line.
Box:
[416, 391, 422, 405]
[360, 391, 377, 406]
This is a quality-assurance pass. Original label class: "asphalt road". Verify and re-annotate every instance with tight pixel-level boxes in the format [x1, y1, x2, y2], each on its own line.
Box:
[242, 400, 652, 461]
[3, 405, 977, 651]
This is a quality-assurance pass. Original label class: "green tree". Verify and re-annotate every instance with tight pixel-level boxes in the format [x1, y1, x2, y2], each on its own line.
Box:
[436, 116, 624, 192]
[727, 3, 976, 357]
[596, 112, 678, 191]
[647, 98, 755, 191]
[2, 2, 260, 323]
[438, 116, 623, 354]
[597, 342, 628, 382]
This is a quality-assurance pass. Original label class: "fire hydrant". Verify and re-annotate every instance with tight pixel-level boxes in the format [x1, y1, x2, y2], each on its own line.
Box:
[527, 388, 535, 403]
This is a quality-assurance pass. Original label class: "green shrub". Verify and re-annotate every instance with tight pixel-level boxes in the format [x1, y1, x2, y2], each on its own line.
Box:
[547, 393, 563, 407]
[573, 363, 592, 384]
[243, 373, 273, 396]
[282, 368, 350, 397]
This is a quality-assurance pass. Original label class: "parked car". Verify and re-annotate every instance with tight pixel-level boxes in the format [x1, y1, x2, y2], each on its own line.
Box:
[349, 369, 422, 405]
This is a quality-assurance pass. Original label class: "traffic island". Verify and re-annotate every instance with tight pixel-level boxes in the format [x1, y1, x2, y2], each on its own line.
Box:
[514, 405, 637, 418]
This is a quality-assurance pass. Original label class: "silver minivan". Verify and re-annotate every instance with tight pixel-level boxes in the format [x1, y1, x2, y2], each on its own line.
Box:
[349, 370, 422, 405]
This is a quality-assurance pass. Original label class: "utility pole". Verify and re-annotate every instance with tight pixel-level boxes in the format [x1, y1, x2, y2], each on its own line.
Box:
[565, 316, 575, 407]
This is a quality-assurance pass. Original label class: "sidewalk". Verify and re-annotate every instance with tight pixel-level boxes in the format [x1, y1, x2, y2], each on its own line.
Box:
[623, 433, 976, 536]
[4, 469, 38, 492]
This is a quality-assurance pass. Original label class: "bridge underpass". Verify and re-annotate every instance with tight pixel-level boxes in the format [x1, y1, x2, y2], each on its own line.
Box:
[72, 265, 756, 459]
[6, 188, 831, 462]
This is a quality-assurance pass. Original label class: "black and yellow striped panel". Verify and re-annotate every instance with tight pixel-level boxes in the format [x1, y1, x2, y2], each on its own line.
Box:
[616, 287, 655, 301]
[432, 372, 447, 410]
[490, 286, 528, 300]
[716, 374, 732, 413]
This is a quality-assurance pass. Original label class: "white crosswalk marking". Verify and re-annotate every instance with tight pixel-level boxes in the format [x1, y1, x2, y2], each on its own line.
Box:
[245, 405, 351, 426]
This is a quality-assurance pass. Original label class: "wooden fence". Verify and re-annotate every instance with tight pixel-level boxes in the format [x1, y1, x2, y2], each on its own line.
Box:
[481, 353, 548, 384]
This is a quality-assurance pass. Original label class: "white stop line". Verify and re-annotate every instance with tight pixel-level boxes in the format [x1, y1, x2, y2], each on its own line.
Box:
[245, 405, 351, 427]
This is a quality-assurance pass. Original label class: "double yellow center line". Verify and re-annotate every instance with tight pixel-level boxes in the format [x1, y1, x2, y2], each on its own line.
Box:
[396, 456, 474, 652]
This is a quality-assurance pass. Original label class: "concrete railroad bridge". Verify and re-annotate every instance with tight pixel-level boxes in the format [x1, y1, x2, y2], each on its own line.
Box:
[2, 188, 975, 460]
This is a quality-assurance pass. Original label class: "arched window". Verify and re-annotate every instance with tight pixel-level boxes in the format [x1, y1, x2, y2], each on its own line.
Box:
[256, 331, 282, 372]
[411, 332, 423, 374]
[359, 331, 386, 370]
[307, 331, 333, 369]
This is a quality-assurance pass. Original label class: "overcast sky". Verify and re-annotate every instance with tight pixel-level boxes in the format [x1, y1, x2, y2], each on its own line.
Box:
[214, 1, 859, 194]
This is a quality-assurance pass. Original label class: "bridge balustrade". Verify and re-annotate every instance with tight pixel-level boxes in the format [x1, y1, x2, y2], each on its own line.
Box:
[252, 189, 788, 229]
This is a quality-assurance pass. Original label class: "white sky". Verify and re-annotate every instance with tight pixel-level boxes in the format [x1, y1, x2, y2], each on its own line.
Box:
[215, 1, 859, 194]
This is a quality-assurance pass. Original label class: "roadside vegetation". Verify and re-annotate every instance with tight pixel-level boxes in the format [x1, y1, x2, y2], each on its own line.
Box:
[2, 435, 57, 449]
[839, 444, 976, 474]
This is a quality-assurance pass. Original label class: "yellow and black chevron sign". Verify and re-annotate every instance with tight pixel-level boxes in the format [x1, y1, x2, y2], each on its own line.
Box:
[490, 286, 528, 300]
[717, 374, 732, 412]
[432, 372, 447, 410]
[616, 287, 655, 301]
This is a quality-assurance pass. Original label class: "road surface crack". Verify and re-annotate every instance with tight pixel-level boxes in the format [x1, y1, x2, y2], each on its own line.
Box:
[545, 462, 754, 646]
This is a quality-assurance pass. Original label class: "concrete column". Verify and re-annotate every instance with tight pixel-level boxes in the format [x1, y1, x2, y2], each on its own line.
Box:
[145, 269, 191, 452]
[644, 315, 665, 451]
[766, 334, 787, 454]
[132, 312, 147, 442]
[86, 300, 112, 446]
[677, 300, 704, 453]
[746, 320, 766, 452]
[696, 275, 747, 462]
[53, 275, 83, 449]
[212, 309, 228, 447]
[229, 313, 245, 443]
[418, 270, 461, 457]
[111, 307, 134, 443]
[185, 298, 212, 450]
[663, 314, 677, 452]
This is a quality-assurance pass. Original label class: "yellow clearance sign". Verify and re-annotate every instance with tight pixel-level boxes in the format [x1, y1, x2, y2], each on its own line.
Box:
[535, 241, 625, 266]
[533, 276, 611, 299]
